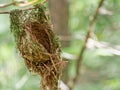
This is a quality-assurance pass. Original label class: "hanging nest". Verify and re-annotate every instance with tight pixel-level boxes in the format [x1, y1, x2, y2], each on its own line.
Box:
[10, 4, 64, 90]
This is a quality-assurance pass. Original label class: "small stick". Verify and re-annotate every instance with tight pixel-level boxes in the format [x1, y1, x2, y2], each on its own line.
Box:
[0, 1, 25, 8]
[0, 11, 10, 14]
[0, 0, 48, 14]
[18, 0, 38, 7]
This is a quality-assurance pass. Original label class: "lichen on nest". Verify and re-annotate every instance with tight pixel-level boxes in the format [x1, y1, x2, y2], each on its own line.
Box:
[10, 3, 63, 90]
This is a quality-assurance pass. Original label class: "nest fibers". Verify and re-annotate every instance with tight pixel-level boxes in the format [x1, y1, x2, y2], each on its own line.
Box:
[10, 4, 63, 90]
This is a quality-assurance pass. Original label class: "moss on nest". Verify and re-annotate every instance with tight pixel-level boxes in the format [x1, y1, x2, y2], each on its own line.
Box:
[10, 4, 63, 90]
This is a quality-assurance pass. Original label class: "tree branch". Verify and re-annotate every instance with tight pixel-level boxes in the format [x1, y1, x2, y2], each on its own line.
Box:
[69, 0, 105, 89]
[17, 0, 38, 7]
[0, 11, 10, 14]
[0, 0, 48, 14]
[0, 1, 25, 8]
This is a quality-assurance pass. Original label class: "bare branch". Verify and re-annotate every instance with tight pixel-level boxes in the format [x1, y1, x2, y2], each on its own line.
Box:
[0, 11, 10, 14]
[69, 0, 105, 89]
[17, 0, 38, 7]
[0, 0, 48, 14]
[18, 0, 48, 6]
[0, 1, 25, 8]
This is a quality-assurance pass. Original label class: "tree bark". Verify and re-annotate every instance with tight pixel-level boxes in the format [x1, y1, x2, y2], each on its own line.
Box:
[49, 0, 70, 47]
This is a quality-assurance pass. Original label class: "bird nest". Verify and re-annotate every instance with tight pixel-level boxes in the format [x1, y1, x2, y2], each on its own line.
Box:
[10, 4, 63, 90]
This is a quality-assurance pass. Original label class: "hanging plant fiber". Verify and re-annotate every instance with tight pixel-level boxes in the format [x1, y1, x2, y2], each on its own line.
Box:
[10, 4, 63, 90]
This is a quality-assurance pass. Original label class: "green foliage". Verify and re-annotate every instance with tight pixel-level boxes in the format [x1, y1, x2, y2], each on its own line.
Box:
[67, 0, 120, 90]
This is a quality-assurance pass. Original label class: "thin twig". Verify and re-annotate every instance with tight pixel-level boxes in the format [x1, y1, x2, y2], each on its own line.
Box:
[0, 7, 36, 14]
[0, 11, 10, 14]
[0, 0, 48, 14]
[18, 0, 38, 7]
[69, 0, 105, 89]
[0, 0, 40, 8]
[0, 1, 25, 8]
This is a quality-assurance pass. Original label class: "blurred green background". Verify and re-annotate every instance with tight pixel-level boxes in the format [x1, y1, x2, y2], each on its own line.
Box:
[0, 0, 120, 90]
